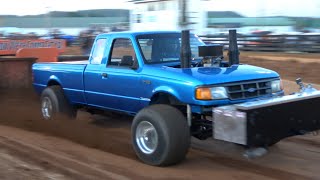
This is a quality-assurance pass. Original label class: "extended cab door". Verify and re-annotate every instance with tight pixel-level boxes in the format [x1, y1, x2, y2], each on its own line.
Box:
[86, 37, 144, 114]
[84, 38, 110, 107]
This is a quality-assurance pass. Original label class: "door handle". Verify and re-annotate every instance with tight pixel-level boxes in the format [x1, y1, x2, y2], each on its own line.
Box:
[101, 73, 108, 78]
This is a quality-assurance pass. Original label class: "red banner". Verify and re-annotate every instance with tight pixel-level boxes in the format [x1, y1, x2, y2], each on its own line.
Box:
[0, 39, 66, 55]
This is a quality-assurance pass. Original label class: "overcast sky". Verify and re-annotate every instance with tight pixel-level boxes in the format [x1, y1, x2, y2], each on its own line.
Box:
[206, 0, 320, 17]
[0, 0, 319, 17]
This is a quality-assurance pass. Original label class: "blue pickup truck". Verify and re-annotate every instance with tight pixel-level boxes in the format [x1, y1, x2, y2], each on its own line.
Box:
[32, 31, 320, 166]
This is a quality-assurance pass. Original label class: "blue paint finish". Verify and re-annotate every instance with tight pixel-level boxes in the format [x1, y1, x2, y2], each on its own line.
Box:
[32, 31, 281, 115]
[32, 83, 46, 95]
[32, 62, 87, 104]
[87, 66, 144, 112]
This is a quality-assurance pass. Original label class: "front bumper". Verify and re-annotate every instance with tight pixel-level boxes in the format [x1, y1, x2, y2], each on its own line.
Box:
[213, 90, 320, 147]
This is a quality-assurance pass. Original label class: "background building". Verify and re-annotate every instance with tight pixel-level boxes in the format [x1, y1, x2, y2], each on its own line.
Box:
[130, 0, 207, 35]
[129, 0, 320, 35]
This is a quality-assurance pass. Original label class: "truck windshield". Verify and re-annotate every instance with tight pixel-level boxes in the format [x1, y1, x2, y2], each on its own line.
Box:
[137, 33, 205, 64]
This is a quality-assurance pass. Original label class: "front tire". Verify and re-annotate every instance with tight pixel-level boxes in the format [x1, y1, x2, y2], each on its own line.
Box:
[131, 104, 190, 166]
[40, 85, 76, 120]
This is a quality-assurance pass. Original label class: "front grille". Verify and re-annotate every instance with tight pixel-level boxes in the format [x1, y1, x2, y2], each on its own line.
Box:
[226, 79, 273, 100]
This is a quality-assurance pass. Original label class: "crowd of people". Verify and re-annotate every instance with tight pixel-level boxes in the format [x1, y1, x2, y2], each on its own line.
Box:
[78, 30, 96, 56]
[78, 25, 128, 55]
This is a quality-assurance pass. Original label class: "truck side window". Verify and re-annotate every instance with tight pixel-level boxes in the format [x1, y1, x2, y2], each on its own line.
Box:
[138, 39, 153, 61]
[109, 38, 136, 67]
[90, 38, 107, 64]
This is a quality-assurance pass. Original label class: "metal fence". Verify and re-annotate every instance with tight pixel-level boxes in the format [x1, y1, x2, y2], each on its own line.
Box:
[199, 34, 320, 53]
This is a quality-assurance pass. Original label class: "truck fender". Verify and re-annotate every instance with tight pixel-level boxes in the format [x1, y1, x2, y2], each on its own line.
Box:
[47, 75, 63, 87]
[151, 86, 183, 104]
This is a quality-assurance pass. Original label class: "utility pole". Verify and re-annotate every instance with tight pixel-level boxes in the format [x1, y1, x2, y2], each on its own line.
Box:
[179, 0, 188, 30]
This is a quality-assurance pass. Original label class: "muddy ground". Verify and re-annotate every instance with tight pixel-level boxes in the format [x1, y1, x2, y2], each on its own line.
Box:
[240, 51, 320, 85]
[0, 50, 320, 179]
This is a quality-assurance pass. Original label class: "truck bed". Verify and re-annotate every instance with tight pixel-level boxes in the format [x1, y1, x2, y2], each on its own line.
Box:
[32, 61, 88, 105]
[52, 60, 88, 65]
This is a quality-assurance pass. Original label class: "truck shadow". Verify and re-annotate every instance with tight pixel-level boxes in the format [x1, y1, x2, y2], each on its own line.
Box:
[89, 112, 132, 129]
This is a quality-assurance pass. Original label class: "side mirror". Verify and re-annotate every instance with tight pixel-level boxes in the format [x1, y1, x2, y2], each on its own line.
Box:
[120, 55, 139, 70]
[120, 55, 133, 66]
[131, 59, 139, 70]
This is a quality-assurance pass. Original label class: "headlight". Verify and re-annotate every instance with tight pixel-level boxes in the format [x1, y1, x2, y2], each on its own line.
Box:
[271, 79, 283, 93]
[195, 87, 228, 100]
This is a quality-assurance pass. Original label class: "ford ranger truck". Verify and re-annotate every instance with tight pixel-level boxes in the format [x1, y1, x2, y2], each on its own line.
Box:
[32, 31, 320, 166]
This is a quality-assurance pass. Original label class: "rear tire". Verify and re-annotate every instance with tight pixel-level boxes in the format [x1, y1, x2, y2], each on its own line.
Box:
[40, 86, 76, 120]
[131, 104, 190, 166]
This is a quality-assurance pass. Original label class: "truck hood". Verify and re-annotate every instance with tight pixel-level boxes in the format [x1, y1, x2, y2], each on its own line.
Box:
[147, 64, 280, 85]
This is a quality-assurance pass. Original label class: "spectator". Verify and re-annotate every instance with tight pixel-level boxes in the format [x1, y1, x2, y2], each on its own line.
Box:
[80, 31, 95, 56]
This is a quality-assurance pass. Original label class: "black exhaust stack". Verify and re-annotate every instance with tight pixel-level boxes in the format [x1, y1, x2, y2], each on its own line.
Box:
[180, 30, 191, 68]
[228, 29, 240, 66]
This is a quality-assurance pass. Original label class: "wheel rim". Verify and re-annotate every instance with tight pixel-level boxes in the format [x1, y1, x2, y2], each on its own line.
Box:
[41, 97, 53, 120]
[136, 121, 158, 154]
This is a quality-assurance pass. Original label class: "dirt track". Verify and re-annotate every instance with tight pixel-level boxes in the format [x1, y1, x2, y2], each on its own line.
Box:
[240, 52, 320, 85]
[1, 51, 320, 179]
